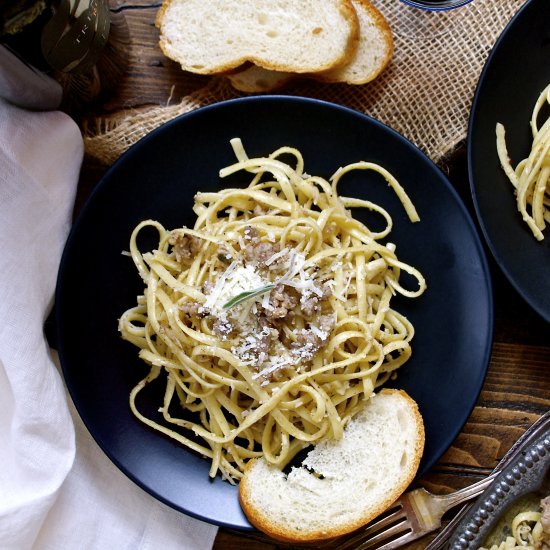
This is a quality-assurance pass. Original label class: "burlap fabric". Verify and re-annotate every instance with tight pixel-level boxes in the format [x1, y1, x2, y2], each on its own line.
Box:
[84, 0, 526, 166]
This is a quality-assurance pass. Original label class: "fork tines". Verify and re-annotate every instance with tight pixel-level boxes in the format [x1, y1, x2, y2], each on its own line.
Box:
[335, 498, 416, 550]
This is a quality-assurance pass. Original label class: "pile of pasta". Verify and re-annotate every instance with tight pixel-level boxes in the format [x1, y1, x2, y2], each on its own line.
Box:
[480, 496, 550, 550]
[497, 82, 550, 241]
[118, 139, 426, 482]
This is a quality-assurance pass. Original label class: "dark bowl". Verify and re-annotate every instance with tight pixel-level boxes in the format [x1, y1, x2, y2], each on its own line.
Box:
[468, 0, 550, 322]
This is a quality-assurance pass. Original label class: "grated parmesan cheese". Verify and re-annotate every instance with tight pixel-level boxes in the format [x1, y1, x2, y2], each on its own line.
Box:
[309, 324, 329, 341]
[204, 262, 267, 313]
[198, 240, 337, 386]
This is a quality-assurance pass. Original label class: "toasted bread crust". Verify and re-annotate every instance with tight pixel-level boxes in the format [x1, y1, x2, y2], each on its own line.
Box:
[315, 0, 393, 84]
[238, 389, 425, 543]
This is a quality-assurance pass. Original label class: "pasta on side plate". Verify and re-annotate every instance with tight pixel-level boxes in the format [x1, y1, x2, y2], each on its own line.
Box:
[496, 82, 550, 241]
[480, 496, 550, 550]
[118, 138, 427, 482]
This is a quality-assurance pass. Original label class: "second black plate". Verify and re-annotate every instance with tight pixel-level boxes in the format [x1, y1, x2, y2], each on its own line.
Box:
[468, 0, 550, 322]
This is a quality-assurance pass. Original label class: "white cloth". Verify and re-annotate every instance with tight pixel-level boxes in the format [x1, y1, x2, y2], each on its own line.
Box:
[0, 48, 218, 550]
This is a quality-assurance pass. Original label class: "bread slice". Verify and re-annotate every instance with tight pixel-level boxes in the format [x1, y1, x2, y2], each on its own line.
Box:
[226, 65, 296, 93]
[317, 0, 392, 84]
[156, 0, 360, 75]
[226, 0, 393, 91]
[238, 389, 424, 543]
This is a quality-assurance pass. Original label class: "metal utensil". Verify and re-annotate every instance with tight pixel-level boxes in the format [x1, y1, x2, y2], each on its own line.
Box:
[333, 477, 494, 550]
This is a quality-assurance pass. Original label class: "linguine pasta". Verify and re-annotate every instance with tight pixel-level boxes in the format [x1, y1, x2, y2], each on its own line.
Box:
[118, 139, 426, 482]
[496, 82, 550, 241]
[480, 497, 550, 550]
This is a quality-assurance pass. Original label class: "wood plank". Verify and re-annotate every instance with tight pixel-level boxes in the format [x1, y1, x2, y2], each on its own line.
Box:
[94, 1, 210, 114]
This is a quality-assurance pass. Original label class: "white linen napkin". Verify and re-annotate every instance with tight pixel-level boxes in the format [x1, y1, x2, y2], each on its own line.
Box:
[0, 46, 218, 550]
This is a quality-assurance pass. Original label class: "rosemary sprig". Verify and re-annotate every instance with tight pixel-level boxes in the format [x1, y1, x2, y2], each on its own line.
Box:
[222, 284, 275, 309]
[222, 250, 298, 310]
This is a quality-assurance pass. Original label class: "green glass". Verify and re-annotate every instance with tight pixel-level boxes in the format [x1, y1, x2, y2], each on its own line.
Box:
[41, 0, 110, 73]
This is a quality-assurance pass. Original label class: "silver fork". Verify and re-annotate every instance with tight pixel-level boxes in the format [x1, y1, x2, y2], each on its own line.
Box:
[332, 476, 494, 550]
[333, 410, 550, 550]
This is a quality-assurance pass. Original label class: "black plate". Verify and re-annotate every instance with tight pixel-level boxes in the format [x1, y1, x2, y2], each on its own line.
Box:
[55, 96, 493, 530]
[468, 0, 550, 322]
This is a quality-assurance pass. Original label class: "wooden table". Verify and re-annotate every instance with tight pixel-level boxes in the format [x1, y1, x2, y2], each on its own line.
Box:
[71, 2, 550, 548]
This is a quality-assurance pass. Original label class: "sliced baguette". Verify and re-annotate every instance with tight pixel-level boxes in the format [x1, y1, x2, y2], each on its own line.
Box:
[227, 0, 393, 92]
[156, 0, 360, 75]
[317, 0, 392, 84]
[238, 389, 424, 543]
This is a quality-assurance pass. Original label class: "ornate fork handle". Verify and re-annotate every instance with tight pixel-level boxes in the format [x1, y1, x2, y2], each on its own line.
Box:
[410, 475, 497, 533]
[427, 409, 550, 549]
